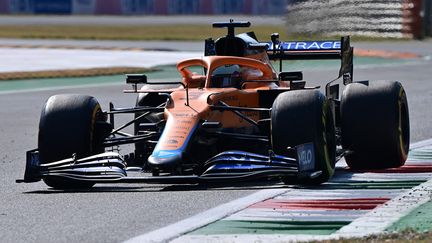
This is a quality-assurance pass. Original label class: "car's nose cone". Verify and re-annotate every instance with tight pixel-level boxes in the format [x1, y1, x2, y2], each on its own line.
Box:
[148, 150, 183, 171]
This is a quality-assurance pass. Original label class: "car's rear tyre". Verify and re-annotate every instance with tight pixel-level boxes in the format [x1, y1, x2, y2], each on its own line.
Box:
[38, 94, 105, 189]
[341, 81, 410, 169]
[271, 90, 336, 185]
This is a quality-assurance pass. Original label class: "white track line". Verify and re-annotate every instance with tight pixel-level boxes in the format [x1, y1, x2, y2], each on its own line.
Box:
[410, 138, 432, 149]
[125, 139, 432, 243]
[124, 189, 289, 243]
[172, 178, 432, 243]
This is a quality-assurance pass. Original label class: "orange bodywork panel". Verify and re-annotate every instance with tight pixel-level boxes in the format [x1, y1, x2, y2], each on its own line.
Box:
[177, 56, 277, 88]
[150, 56, 278, 160]
[156, 87, 267, 151]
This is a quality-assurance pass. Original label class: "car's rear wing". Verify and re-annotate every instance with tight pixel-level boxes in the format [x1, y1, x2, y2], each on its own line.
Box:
[252, 36, 354, 84]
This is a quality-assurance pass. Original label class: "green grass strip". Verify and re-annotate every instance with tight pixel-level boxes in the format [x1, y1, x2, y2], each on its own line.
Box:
[0, 75, 125, 92]
[0, 67, 155, 81]
[387, 200, 432, 233]
[0, 25, 408, 41]
[191, 220, 350, 235]
[0, 25, 288, 41]
[408, 149, 432, 160]
[0, 66, 177, 92]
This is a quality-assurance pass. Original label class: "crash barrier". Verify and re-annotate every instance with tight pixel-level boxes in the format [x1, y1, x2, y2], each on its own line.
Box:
[0, 0, 289, 15]
[424, 0, 432, 37]
[286, 0, 426, 39]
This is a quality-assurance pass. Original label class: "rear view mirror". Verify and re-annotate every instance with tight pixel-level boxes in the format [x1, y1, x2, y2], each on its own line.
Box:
[126, 74, 147, 84]
[279, 71, 303, 81]
[205, 38, 216, 56]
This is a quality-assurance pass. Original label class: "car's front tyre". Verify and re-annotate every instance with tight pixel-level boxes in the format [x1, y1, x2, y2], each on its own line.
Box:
[271, 90, 336, 185]
[38, 94, 106, 189]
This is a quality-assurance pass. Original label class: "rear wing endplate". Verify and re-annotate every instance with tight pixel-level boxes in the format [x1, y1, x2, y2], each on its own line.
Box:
[255, 36, 354, 84]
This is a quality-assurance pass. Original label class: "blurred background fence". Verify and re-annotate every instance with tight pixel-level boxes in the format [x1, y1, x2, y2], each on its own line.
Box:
[0, 0, 430, 39]
[0, 0, 289, 15]
[286, 0, 431, 39]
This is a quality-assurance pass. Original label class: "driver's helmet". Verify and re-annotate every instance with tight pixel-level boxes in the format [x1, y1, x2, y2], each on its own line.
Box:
[210, 64, 242, 88]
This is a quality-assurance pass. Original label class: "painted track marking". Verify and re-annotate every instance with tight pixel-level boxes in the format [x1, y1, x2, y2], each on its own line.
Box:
[335, 179, 432, 237]
[124, 189, 289, 243]
[126, 139, 432, 242]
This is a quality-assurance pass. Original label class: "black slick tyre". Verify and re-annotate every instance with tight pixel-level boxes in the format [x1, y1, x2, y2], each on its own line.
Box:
[271, 90, 336, 185]
[341, 81, 409, 169]
[38, 94, 105, 189]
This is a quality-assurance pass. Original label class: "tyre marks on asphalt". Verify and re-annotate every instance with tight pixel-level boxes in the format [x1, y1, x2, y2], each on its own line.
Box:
[167, 141, 432, 242]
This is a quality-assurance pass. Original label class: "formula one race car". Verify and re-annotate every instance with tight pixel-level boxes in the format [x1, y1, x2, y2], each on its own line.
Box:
[17, 20, 410, 189]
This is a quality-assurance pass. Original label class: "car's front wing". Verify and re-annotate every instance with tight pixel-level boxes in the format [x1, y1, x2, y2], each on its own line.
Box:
[17, 143, 321, 186]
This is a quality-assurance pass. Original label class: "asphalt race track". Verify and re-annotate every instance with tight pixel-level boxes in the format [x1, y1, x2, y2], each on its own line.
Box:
[1, 41, 432, 242]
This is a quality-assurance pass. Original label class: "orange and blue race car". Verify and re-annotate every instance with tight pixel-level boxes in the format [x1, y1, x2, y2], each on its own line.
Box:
[17, 20, 410, 189]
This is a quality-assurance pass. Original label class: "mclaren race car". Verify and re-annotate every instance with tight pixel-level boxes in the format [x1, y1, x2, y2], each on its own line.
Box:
[17, 20, 410, 189]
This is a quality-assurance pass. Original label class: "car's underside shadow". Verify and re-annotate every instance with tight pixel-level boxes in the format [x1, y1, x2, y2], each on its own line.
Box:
[23, 180, 299, 194]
